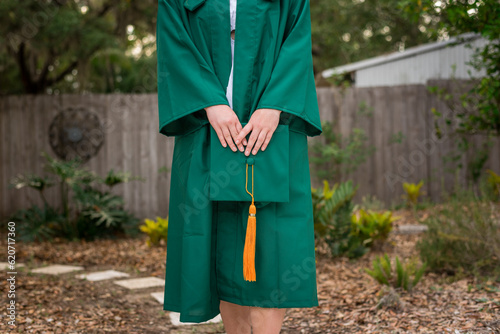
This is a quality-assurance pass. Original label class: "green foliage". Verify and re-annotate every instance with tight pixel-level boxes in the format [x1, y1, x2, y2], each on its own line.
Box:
[365, 253, 427, 292]
[312, 181, 396, 259]
[310, 121, 375, 183]
[417, 196, 500, 277]
[401, 0, 500, 139]
[8, 204, 62, 242]
[402, 180, 424, 206]
[312, 180, 357, 236]
[359, 195, 386, 211]
[102, 169, 145, 188]
[8, 151, 140, 241]
[351, 209, 398, 247]
[74, 187, 134, 228]
[486, 170, 500, 200]
[0, 0, 157, 94]
[140, 216, 169, 247]
[9, 174, 55, 207]
[9, 174, 54, 192]
[312, 180, 367, 258]
[329, 200, 369, 259]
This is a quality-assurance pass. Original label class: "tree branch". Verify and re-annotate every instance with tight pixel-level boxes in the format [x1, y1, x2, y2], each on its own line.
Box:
[15, 42, 36, 94]
[45, 59, 79, 86]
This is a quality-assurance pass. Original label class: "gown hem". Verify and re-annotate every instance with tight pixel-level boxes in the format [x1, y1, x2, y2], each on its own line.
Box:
[218, 294, 319, 309]
[163, 303, 221, 324]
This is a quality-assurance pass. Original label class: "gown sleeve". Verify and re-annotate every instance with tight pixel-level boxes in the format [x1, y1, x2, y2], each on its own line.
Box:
[156, 0, 230, 137]
[255, 0, 322, 137]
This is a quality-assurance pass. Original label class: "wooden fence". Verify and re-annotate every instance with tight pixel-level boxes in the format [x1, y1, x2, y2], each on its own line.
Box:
[1, 83, 499, 220]
[317, 80, 500, 206]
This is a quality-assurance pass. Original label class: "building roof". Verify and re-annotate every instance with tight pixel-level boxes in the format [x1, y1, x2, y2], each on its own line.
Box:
[321, 32, 482, 79]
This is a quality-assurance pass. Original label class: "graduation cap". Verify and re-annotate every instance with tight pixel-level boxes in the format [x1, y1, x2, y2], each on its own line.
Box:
[209, 124, 290, 281]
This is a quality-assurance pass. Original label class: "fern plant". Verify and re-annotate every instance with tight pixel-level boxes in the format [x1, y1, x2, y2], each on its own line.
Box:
[140, 217, 169, 247]
[365, 253, 427, 292]
[312, 180, 372, 258]
[312, 180, 357, 237]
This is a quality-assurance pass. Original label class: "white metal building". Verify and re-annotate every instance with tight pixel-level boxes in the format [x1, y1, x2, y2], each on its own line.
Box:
[321, 33, 487, 87]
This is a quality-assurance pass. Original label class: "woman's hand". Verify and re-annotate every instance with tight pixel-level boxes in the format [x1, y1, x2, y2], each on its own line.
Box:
[206, 104, 246, 152]
[235, 108, 282, 156]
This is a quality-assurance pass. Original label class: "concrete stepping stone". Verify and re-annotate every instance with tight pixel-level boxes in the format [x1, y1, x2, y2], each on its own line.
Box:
[395, 224, 428, 235]
[76, 270, 130, 281]
[151, 292, 164, 304]
[31, 264, 84, 275]
[169, 312, 222, 326]
[114, 277, 165, 290]
[0, 262, 25, 269]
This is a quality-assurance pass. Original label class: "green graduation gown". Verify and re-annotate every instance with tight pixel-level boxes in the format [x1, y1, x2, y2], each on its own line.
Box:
[156, 0, 322, 323]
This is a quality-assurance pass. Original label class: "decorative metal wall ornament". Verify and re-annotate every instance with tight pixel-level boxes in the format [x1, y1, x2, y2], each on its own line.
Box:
[49, 107, 105, 163]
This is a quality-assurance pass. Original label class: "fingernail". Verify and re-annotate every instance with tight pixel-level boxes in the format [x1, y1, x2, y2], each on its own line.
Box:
[245, 150, 249, 156]
[235, 139, 240, 144]
[252, 150, 257, 155]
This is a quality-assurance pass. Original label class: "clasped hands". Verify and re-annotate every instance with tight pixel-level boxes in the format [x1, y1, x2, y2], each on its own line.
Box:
[206, 105, 281, 156]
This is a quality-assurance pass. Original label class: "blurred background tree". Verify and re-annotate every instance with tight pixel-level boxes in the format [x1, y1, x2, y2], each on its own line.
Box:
[0, 0, 157, 95]
[310, 0, 439, 72]
[1, 0, 498, 96]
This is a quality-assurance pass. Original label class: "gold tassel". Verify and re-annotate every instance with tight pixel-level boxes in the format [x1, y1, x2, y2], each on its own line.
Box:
[244, 163, 256, 282]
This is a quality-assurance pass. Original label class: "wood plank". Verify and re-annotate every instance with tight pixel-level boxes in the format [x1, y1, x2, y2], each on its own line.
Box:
[350, 87, 370, 202]
[121, 94, 137, 215]
[405, 85, 428, 201]
[386, 85, 408, 207]
[0, 97, 9, 220]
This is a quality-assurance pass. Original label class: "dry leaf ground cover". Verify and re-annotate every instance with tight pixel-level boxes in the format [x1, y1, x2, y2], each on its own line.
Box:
[1, 209, 499, 333]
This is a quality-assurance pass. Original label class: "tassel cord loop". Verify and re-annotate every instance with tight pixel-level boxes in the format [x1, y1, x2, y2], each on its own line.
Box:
[245, 163, 254, 206]
[243, 163, 257, 282]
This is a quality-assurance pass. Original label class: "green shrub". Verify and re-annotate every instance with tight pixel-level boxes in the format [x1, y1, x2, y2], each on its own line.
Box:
[312, 180, 367, 258]
[140, 216, 169, 247]
[312, 181, 399, 258]
[73, 187, 140, 240]
[351, 209, 398, 248]
[8, 204, 62, 242]
[417, 197, 500, 277]
[359, 195, 385, 211]
[312, 180, 357, 237]
[486, 170, 500, 201]
[8, 152, 140, 241]
[365, 253, 427, 292]
[328, 198, 367, 259]
[313, 180, 395, 258]
[402, 180, 424, 206]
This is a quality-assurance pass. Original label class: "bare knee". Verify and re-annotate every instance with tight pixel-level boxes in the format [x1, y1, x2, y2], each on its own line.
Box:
[249, 306, 287, 334]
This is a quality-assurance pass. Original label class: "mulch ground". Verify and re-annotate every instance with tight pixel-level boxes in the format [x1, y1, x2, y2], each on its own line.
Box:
[1, 209, 499, 333]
